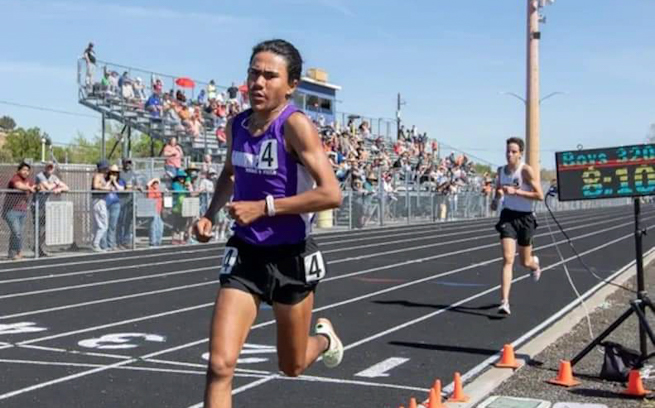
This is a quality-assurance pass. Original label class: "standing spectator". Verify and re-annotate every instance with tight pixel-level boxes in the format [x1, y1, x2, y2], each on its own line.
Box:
[201, 154, 214, 174]
[82, 42, 96, 90]
[134, 77, 147, 101]
[35, 161, 69, 256]
[207, 79, 218, 101]
[226, 82, 238, 102]
[117, 158, 138, 249]
[103, 164, 124, 250]
[91, 160, 111, 252]
[146, 178, 164, 247]
[170, 169, 188, 244]
[198, 168, 216, 217]
[162, 137, 184, 179]
[3, 162, 36, 260]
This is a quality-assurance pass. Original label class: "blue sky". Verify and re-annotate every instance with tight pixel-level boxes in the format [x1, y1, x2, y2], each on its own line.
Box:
[1, 0, 654, 168]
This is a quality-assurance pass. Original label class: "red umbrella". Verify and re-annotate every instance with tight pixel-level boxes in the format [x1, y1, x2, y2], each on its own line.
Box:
[175, 77, 195, 88]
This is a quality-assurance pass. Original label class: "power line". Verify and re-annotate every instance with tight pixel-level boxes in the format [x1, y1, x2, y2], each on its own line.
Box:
[0, 99, 98, 119]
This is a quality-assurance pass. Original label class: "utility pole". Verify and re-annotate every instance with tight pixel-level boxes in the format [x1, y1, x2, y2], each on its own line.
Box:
[526, 0, 540, 180]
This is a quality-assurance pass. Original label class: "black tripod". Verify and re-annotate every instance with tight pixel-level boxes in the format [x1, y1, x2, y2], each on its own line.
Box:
[571, 198, 655, 367]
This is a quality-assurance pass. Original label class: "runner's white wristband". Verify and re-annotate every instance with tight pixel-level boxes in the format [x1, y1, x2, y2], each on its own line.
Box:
[265, 195, 276, 217]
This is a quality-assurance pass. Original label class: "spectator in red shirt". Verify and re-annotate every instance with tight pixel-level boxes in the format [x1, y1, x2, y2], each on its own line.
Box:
[3, 162, 37, 260]
[162, 137, 184, 178]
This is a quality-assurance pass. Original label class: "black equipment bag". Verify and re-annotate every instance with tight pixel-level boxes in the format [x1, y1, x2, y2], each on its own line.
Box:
[600, 341, 642, 382]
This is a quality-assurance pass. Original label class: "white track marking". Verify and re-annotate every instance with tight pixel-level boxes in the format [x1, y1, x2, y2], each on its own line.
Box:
[0, 209, 634, 298]
[0, 211, 646, 359]
[0, 282, 216, 320]
[0, 217, 643, 402]
[355, 357, 410, 378]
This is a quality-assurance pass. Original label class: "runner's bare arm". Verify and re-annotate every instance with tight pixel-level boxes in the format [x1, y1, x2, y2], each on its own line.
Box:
[274, 112, 342, 214]
[519, 164, 544, 201]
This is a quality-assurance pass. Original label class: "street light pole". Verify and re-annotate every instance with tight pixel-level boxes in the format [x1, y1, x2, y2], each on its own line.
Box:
[396, 93, 406, 141]
[526, 0, 541, 180]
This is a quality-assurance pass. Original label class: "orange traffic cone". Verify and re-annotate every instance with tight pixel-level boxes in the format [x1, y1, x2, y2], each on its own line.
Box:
[408, 397, 418, 408]
[494, 344, 520, 369]
[624, 369, 651, 397]
[547, 360, 580, 387]
[448, 372, 470, 402]
[428, 382, 445, 408]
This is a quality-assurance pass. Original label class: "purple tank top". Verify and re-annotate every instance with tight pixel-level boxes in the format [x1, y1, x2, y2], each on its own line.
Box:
[231, 105, 315, 246]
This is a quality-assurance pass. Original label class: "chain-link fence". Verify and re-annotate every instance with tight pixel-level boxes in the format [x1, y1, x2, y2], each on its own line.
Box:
[0, 185, 634, 261]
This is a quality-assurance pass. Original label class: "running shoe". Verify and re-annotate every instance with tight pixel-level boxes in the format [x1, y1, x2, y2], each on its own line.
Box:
[315, 318, 344, 368]
[498, 300, 511, 315]
[531, 256, 541, 282]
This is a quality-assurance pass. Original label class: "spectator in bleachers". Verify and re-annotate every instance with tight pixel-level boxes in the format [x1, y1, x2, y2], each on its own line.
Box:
[3, 162, 36, 260]
[201, 154, 213, 174]
[207, 79, 218, 101]
[108, 71, 120, 95]
[91, 160, 111, 252]
[197, 89, 206, 105]
[146, 178, 164, 247]
[145, 92, 163, 118]
[162, 137, 184, 179]
[227, 82, 238, 102]
[176, 90, 187, 104]
[82, 42, 96, 90]
[134, 77, 147, 101]
[34, 161, 69, 256]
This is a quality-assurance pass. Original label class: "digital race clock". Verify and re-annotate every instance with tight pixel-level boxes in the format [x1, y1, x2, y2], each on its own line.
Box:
[555, 144, 655, 201]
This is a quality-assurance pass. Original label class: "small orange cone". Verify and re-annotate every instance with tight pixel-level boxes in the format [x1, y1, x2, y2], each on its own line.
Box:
[408, 397, 418, 408]
[494, 344, 520, 369]
[428, 382, 445, 408]
[547, 360, 580, 387]
[624, 369, 651, 397]
[448, 372, 470, 402]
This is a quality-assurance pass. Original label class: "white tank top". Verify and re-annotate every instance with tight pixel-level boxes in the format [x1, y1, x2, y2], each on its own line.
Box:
[499, 163, 534, 213]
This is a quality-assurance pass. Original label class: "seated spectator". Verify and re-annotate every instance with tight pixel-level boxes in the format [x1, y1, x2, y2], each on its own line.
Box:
[133, 77, 147, 101]
[3, 162, 36, 260]
[197, 89, 206, 105]
[145, 92, 163, 118]
[176, 90, 187, 104]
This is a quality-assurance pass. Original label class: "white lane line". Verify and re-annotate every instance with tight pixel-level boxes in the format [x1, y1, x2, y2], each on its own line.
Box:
[441, 246, 655, 396]
[0, 206, 620, 277]
[0, 358, 270, 378]
[0, 208, 630, 298]
[1, 211, 638, 322]
[0, 282, 216, 320]
[0, 220, 640, 402]
[18, 344, 132, 360]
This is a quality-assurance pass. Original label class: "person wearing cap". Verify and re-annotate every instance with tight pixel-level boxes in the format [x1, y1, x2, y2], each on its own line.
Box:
[146, 178, 164, 246]
[34, 162, 69, 257]
[91, 160, 112, 252]
[171, 169, 188, 244]
[103, 164, 124, 250]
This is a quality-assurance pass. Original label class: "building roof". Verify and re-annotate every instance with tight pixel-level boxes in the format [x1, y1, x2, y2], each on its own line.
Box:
[300, 76, 342, 91]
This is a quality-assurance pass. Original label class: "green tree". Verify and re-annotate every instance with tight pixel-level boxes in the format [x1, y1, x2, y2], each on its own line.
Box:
[1, 127, 51, 162]
[0, 116, 16, 131]
[132, 133, 164, 158]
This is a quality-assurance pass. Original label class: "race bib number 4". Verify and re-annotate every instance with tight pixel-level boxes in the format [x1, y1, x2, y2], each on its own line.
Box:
[257, 140, 278, 170]
[221, 247, 238, 275]
[303, 251, 326, 283]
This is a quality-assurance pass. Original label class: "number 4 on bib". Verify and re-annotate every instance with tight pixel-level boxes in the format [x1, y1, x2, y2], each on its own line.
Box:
[258, 140, 278, 170]
[304, 251, 326, 283]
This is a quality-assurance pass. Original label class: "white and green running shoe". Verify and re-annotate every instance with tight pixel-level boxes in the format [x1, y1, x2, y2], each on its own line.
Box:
[315, 318, 344, 368]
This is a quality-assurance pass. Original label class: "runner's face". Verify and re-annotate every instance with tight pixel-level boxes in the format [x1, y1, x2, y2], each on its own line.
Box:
[248, 51, 296, 112]
[506, 143, 522, 166]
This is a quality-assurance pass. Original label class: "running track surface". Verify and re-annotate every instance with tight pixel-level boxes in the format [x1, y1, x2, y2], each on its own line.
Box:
[0, 205, 652, 408]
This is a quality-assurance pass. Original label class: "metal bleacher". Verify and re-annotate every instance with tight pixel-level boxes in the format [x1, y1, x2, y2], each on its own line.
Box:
[77, 58, 229, 161]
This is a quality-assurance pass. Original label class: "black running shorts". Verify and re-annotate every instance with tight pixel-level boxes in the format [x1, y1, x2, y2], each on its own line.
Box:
[218, 235, 327, 305]
[495, 208, 538, 247]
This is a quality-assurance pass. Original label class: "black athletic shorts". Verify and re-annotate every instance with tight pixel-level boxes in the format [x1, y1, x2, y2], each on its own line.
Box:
[495, 209, 538, 247]
[218, 235, 327, 305]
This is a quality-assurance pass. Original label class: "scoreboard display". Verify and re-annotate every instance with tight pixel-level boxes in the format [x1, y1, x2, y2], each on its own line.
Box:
[555, 144, 655, 201]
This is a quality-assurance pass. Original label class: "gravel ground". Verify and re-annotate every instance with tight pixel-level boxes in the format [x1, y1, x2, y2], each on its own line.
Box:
[490, 261, 655, 408]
